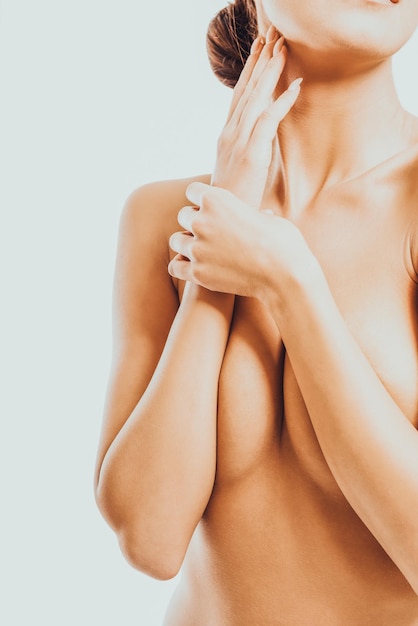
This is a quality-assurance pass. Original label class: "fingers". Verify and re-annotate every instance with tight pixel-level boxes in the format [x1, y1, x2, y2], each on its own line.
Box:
[228, 27, 282, 129]
[168, 253, 192, 282]
[247, 29, 284, 92]
[233, 40, 287, 147]
[169, 231, 193, 260]
[177, 205, 199, 232]
[248, 77, 302, 153]
[185, 181, 215, 207]
[225, 35, 264, 124]
[169, 193, 207, 282]
[185, 181, 237, 211]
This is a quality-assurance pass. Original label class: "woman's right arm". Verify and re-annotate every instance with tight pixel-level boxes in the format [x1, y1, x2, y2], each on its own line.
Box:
[94, 179, 233, 580]
[95, 26, 297, 580]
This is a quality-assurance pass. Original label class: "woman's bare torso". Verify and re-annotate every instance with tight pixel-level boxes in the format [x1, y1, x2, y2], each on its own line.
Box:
[163, 149, 418, 625]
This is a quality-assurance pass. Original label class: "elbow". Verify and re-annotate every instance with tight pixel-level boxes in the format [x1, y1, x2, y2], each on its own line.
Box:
[94, 477, 120, 533]
[118, 528, 184, 581]
[95, 485, 183, 580]
[94, 475, 186, 580]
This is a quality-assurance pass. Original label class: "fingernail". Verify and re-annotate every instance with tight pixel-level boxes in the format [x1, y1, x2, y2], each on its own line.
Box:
[288, 77, 303, 91]
[273, 36, 285, 56]
[250, 36, 262, 55]
[266, 25, 277, 43]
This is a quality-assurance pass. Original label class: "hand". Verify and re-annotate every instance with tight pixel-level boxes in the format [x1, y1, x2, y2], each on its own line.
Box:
[168, 183, 316, 301]
[169, 27, 305, 299]
[211, 25, 302, 209]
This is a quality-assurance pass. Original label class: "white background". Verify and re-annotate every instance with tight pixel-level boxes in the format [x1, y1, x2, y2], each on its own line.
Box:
[1, 2, 417, 625]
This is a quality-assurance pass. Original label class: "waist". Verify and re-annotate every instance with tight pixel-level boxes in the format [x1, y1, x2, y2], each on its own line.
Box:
[164, 468, 418, 626]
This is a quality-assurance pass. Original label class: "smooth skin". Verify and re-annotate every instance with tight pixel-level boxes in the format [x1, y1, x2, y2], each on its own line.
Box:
[95, 1, 418, 623]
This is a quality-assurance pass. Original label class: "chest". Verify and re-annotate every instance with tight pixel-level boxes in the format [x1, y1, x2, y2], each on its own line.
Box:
[216, 205, 418, 485]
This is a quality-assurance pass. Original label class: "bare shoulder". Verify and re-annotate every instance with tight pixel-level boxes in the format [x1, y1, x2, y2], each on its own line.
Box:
[113, 173, 212, 344]
[95, 174, 211, 485]
[121, 173, 212, 243]
[117, 174, 212, 300]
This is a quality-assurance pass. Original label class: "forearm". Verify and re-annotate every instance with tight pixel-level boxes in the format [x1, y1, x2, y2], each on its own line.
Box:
[97, 285, 233, 577]
[264, 266, 418, 593]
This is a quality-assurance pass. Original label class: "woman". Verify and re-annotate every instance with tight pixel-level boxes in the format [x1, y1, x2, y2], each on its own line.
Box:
[94, 0, 418, 623]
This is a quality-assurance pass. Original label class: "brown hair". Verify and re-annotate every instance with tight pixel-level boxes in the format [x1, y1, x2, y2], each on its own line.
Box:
[206, 0, 258, 89]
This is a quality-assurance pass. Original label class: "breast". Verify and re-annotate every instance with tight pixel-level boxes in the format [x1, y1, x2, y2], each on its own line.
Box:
[216, 296, 285, 484]
[215, 200, 418, 489]
[216, 296, 346, 492]
[298, 197, 418, 428]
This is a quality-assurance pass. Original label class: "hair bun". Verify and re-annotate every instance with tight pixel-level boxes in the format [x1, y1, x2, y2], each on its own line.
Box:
[206, 0, 258, 89]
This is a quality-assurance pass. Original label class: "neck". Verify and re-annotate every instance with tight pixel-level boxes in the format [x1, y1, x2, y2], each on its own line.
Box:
[269, 56, 415, 214]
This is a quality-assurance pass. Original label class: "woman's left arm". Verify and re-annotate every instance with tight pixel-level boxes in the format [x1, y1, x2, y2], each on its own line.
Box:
[266, 245, 418, 596]
[169, 183, 418, 595]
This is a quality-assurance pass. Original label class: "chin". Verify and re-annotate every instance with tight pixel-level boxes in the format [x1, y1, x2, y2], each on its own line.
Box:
[260, 0, 418, 67]
[326, 10, 415, 59]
